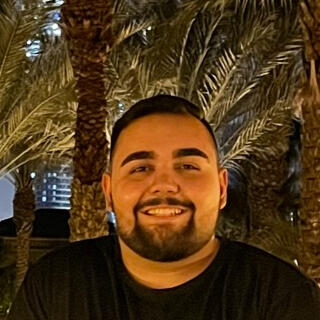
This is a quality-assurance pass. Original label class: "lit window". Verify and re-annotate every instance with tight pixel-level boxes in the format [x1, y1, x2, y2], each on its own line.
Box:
[42, 191, 46, 195]
[51, 22, 59, 30]
[53, 185, 57, 190]
[42, 196, 47, 202]
[52, 12, 61, 20]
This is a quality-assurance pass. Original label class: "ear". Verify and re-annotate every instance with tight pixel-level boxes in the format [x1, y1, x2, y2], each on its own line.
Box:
[218, 168, 228, 210]
[101, 172, 113, 211]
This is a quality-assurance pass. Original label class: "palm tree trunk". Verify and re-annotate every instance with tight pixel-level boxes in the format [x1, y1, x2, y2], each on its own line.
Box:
[248, 155, 289, 230]
[246, 150, 301, 262]
[299, 0, 320, 282]
[12, 169, 35, 294]
[61, 0, 114, 241]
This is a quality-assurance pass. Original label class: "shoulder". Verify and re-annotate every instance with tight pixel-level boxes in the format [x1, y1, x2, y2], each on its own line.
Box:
[217, 238, 320, 318]
[220, 238, 317, 289]
[28, 235, 118, 275]
[8, 236, 120, 319]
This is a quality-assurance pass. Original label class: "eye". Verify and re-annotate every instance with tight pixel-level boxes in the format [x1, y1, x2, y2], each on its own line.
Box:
[129, 165, 150, 174]
[176, 163, 200, 171]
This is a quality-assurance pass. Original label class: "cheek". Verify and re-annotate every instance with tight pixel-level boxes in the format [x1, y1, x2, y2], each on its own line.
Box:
[111, 180, 144, 233]
[115, 213, 135, 234]
[112, 177, 141, 205]
[191, 178, 221, 229]
[194, 201, 220, 229]
[113, 199, 136, 234]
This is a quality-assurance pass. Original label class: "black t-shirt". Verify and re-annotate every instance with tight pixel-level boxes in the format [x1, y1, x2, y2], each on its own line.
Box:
[8, 236, 320, 320]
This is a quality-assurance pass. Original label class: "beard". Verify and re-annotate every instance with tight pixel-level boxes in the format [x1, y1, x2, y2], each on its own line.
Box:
[115, 197, 214, 262]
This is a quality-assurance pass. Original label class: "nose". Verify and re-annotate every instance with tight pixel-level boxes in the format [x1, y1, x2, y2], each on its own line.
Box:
[149, 171, 180, 195]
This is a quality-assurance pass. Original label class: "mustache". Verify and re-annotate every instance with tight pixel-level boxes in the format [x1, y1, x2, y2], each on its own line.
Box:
[134, 197, 195, 214]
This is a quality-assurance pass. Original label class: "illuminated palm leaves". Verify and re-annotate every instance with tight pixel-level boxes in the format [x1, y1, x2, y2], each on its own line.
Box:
[0, 0, 76, 178]
[106, 0, 302, 170]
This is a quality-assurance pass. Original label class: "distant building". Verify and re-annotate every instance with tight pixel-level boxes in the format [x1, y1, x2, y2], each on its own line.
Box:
[34, 164, 72, 210]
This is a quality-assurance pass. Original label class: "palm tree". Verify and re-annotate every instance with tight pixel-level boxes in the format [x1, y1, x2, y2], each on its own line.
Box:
[11, 165, 35, 293]
[61, 0, 115, 241]
[299, 0, 320, 281]
[0, 0, 75, 292]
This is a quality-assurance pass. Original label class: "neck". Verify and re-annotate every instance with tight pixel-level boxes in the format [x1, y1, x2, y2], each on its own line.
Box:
[119, 237, 220, 289]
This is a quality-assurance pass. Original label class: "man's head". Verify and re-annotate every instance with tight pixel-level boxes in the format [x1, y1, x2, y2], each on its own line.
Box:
[109, 95, 220, 165]
[102, 95, 228, 262]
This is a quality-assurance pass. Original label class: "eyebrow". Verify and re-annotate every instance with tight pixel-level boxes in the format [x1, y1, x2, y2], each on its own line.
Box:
[120, 148, 209, 168]
[120, 151, 155, 167]
[173, 148, 209, 160]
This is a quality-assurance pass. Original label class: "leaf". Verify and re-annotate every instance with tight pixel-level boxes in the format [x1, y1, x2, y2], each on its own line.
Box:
[0, 2, 76, 178]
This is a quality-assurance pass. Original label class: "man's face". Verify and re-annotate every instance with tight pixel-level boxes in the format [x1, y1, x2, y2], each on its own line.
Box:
[102, 113, 227, 262]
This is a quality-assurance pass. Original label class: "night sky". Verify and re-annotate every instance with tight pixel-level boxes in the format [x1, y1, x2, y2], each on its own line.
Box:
[0, 178, 14, 221]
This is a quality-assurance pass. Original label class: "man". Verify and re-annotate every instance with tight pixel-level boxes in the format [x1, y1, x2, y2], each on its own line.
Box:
[8, 95, 320, 319]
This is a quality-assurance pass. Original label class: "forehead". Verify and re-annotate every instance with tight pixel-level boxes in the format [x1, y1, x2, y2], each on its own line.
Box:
[112, 113, 217, 164]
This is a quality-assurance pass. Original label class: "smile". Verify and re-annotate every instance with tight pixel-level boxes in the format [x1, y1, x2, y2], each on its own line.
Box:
[142, 207, 185, 217]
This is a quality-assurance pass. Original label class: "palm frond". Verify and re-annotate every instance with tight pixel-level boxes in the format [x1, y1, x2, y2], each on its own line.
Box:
[235, 0, 295, 14]
[106, 0, 301, 176]
[0, 3, 76, 178]
[112, 18, 155, 47]
[186, 12, 223, 99]
[248, 214, 300, 264]
[197, 48, 238, 116]
[222, 100, 292, 168]
[0, 0, 55, 114]
[205, 18, 300, 129]
[0, 121, 74, 178]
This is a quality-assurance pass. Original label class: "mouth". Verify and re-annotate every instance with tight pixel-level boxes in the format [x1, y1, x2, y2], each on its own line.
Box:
[141, 207, 186, 217]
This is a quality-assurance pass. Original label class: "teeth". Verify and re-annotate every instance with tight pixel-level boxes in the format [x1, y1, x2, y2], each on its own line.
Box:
[145, 208, 183, 217]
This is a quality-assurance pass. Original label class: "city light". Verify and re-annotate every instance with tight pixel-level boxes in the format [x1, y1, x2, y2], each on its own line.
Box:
[25, 2, 63, 59]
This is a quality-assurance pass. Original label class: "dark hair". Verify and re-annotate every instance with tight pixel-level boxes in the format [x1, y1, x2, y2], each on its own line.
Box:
[110, 95, 219, 163]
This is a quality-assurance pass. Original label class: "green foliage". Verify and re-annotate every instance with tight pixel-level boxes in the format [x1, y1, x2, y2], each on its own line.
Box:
[106, 0, 302, 168]
[0, 0, 76, 179]
[248, 215, 300, 263]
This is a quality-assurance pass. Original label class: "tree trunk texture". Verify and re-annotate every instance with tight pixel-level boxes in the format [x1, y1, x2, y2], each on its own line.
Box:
[248, 156, 288, 227]
[13, 183, 35, 294]
[299, 0, 320, 282]
[246, 150, 299, 261]
[61, 0, 114, 241]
